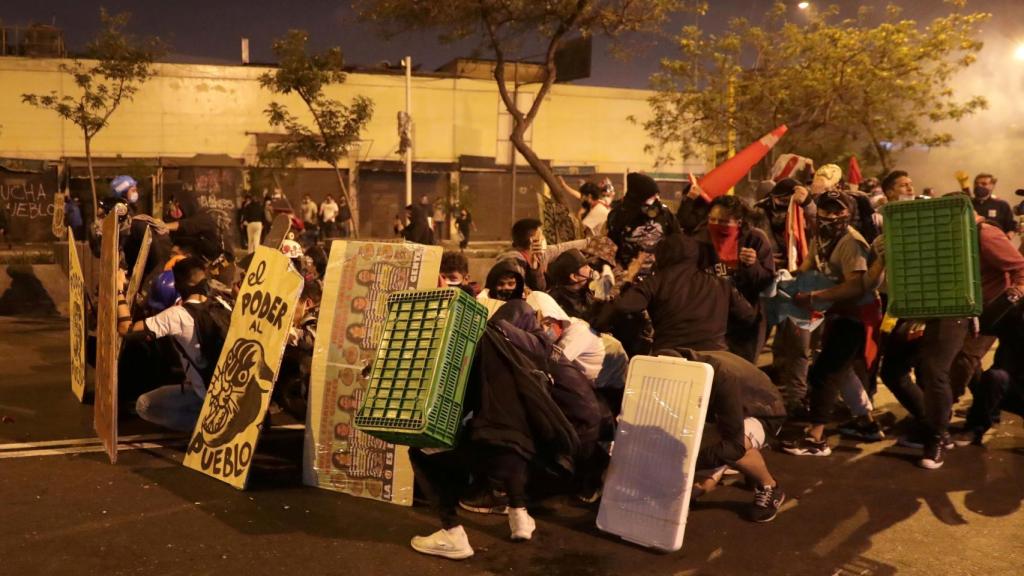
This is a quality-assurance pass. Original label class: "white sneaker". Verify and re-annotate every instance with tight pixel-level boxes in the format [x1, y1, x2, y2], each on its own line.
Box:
[410, 526, 474, 560]
[508, 507, 536, 541]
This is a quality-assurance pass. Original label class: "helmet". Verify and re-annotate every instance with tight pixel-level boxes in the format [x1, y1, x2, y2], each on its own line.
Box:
[280, 239, 304, 259]
[110, 175, 139, 202]
[147, 269, 179, 313]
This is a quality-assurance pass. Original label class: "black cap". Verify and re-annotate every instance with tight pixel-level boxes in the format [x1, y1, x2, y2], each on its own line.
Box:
[816, 190, 851, 213]
[770, 178, 799, 198]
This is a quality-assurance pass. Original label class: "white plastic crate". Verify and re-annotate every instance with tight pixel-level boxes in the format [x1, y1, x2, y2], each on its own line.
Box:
[597, 355, 714, 552]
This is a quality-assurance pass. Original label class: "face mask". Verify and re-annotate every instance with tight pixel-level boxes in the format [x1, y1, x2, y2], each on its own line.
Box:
[817, 216, 849, 242]
[127, 191, 139, 204]
[181, 278, 209, 298]
[542, 324, 560, 342]
[642, 203, 661, 219]
[707, 222, 741, 241]
[445, 280, 463, 288]
[493, 289, 517, 301]
[973, 185, 990, 199]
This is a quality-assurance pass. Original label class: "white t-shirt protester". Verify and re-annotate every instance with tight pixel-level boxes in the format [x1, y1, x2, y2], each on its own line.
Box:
[144, 298, 210, 397]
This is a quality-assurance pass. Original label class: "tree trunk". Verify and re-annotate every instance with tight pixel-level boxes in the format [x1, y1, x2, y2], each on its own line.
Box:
[85, 135, 98, 225]
[333, 164, 359, 239]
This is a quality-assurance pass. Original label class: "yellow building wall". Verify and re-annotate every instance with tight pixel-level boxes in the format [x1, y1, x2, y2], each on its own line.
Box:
[0, 57, 679, 174]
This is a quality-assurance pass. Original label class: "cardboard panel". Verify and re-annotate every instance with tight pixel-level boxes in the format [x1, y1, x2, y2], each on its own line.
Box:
[93, 208, 123, 463]
[183, 246, 303, 489]
[305, 241, 441, 506]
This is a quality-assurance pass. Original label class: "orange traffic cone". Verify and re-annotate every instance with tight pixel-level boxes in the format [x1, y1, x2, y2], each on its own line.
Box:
[698, 125, 788, 200]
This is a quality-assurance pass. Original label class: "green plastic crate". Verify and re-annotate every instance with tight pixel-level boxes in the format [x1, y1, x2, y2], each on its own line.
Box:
[883, 196, 982, 319]
[354, 288, 488, 448]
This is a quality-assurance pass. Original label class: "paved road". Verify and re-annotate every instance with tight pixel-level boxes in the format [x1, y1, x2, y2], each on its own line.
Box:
[1, 316, 1022, 576]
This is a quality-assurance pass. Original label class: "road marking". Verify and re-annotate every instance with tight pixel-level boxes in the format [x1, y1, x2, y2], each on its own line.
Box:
[0, 423, 304, 459]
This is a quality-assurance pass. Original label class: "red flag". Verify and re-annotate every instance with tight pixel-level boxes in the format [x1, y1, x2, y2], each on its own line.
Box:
[848, 156, 863, 187]
[698, 125, 788, 200]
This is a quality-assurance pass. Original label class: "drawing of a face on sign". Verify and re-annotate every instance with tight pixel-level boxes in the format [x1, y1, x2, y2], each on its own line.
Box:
[197, 338, 274, 449]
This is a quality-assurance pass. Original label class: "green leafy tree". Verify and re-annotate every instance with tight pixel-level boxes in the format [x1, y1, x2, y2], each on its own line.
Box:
[258, 30, 373, 237]
[22, 9, 163, 221]
[359, 0, 702, 212]
[645, 0, 989, 172]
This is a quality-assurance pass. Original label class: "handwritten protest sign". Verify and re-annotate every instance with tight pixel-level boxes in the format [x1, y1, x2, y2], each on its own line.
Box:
[94, 207, 123, 463]
[305, 241, 441, 505]
[68, 228, 86, 403]
[52, 191, 66, 240]
[184, 246, 303, 489]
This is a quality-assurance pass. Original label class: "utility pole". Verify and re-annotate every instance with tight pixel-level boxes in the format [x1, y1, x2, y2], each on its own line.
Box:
[404, 56, 413, 207]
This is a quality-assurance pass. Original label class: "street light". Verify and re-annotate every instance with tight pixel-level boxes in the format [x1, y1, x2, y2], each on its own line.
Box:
[797, 1, 810, 9]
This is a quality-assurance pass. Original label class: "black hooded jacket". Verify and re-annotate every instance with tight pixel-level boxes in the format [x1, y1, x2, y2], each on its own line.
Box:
[595, 235, 756, 353]
[172, 191, 228, 261]
[606, 176, 680, 269]
[401, 204, 434, 245]
[484, 258, 527, 301]
[546, 249, 601, 324]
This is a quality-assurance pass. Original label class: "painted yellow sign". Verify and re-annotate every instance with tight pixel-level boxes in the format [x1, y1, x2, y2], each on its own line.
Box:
[183, 245, 303, 489]
[305, 241, 441, 506]
[68, 228, 86, 403]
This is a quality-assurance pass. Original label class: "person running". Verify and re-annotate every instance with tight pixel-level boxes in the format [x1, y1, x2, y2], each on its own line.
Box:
[455, 208, 475, 250]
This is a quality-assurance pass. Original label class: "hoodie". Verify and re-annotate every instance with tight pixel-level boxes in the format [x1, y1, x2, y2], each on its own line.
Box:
[477, 259, 527, 318]
[595, 235, 756, 353]
[401, 204, 434, 245]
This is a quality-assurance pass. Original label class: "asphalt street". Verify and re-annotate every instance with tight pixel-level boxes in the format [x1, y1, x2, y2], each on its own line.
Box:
[1, 316, 1022, 576]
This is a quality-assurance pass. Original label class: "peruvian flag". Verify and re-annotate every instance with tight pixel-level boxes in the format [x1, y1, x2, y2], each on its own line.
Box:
[786, 196, 808, 272]
[698, 124, 788, 200]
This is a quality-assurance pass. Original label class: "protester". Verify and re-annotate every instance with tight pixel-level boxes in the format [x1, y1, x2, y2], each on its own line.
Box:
[121, 256, 228, 431]
[65, 194, 84, 241]
[320, 194, 339, 239]
[397, 204, 435, 245]
[607, 172, 679, 277]
[496, 218, 587, 292]
[695, 195, 775, 362]
[440, 250, 479, 296]
[240, 193, 265, 254]
[970, 173, 1016, 237]
[300, 194, 319, 234]
[579, 180, 613, 236]
[783, 191, 883, 457]
[455, 208, 475, 250]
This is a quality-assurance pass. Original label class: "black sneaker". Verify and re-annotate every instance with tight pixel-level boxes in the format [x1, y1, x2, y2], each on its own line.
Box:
[838, 417, 885, 442]
[918, 435, 948, 470]
[782, 436, 832, 457]
[949, 426, 984, 447]
[459, 488, 509, 515]
[750, 484, 786, 523]
[898, 433, 954, 451]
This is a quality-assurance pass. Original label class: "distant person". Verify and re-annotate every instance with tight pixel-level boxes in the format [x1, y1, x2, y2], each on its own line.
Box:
[240, 193, 265, 254]
[420, 195, 434, 230]
[432, 201, 446, 242]
[65, 194, 84, 240]
[398, 204, 434, 245]
[971, 173, 1016, 238]
[455, 208, 475, 250]
[320, 194, 339, 239]
[300, 194, 319, 231]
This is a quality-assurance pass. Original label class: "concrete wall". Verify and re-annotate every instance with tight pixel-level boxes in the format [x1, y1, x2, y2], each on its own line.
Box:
[0, 57, 692, 176]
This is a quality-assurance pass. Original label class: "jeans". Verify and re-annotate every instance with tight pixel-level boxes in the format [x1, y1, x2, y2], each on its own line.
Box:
[917, 319, 970, 436]
[136, 385, 203, 432]
[245, 221, 263, 254]
[595, 333, 627, 391]
[808, 317, 867, 424]
[771, 318, 813, 404]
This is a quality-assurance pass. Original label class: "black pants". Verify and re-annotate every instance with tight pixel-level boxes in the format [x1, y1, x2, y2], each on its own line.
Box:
[409, 445, 528, 529]
[808, 317, 866, 424]
[879, 318, 968, 436]
[966, 369, 1024, 433]
[726, 312, 767, 365]
[879, 320, 926, 421]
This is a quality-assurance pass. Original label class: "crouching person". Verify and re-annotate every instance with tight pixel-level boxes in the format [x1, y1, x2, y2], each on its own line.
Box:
[121, 256, 229, 431]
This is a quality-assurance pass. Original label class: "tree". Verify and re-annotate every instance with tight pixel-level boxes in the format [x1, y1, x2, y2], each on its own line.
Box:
[22, 9, 163, 221]
[359, 0, 701, 213]
[258, 30, 373, 238]
[644, 1, 989, 173]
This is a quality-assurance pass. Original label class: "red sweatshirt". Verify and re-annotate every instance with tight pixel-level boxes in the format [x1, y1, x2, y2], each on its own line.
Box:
[978, 219, 1024, 303]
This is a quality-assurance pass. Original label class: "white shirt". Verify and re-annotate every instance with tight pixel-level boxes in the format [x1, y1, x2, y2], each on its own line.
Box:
[320, 200, 339, 222]
[145, 299, 209, 397]
[582, 201, 610, 236]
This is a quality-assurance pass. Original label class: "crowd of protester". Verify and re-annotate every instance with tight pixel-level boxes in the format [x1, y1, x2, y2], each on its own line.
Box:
[75, 162, 1024, 561]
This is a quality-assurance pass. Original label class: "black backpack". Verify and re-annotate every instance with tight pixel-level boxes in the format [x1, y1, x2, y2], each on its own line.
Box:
[180, 298, 232, 384]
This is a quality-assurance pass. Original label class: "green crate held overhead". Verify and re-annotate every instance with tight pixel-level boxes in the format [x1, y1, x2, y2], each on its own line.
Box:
[355, 288, 488, 448]
[883, 195, 982, 319]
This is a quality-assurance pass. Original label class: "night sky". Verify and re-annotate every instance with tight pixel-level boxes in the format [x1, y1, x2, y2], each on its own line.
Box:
[2, 1, 1022, 88]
